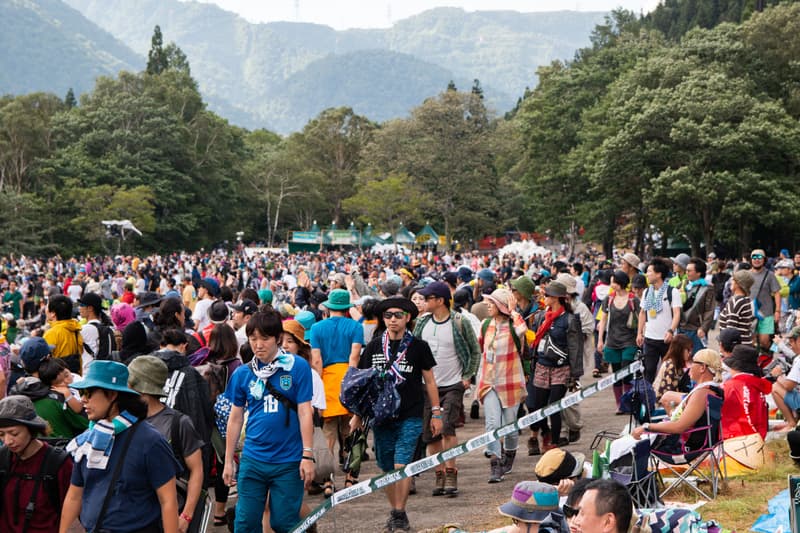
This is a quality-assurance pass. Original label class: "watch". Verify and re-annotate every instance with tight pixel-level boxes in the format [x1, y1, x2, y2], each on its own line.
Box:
[642, 423, 650, 432]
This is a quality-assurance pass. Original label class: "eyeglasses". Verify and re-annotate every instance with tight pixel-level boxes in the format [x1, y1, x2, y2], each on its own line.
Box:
[382, 311, 408, 320]
[751, 254, 764, 260]
[563, 504, 579, 519]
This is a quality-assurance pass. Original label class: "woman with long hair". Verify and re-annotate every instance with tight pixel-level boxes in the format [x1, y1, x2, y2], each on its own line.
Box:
[653, 333, 693, 415]
[596, 271, 641, 413]
[527, 282, 577, 455]
[60, 361, 181, 533]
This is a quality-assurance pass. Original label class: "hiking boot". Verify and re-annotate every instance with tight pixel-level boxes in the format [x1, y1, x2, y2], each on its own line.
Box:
[432, 469, 445, 496]
[557, 436, 570, 447]
[502, 449, 517, 475]
[568, 430, 581, 443]
[384, 510, 411, 532]
[444, 468, 459, 496]
[489, 457, 504, 483]
[527, 435, 540, 456]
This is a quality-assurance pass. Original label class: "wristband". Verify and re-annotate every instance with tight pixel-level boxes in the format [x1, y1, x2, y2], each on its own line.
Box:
[432, 415, 443, 419]
[303, 447, 313, 452]
[302, 455, 316, 462]
[431, 406, 442, 412]
[180, 512, 192, 523]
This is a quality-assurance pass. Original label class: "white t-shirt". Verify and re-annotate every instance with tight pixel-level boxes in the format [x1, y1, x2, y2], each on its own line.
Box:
[81, 320, 100, 374]
[643, 286, 683, 340]
[787, 356, 800, 384]
[192, 298, 213, 331]
[421, 317, 462, 387]
[311, 368, 326, 410]
[66, 283, 83, 302]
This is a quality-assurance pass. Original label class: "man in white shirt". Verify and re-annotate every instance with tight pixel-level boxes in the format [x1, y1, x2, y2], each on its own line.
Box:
[191, 277, 219, 332]
[637, 258, 682, 383]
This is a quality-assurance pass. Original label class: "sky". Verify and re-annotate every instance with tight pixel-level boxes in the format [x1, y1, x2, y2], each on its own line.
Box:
[192, 0, 662, 30]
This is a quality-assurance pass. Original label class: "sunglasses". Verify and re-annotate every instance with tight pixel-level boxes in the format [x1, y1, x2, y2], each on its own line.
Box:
[563, 504, 579, 519]
[751, 254, 764, 259]
[382, 311, 408, 320]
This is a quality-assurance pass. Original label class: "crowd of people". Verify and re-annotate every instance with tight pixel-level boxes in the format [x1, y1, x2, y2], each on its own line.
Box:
[0, 245, 799, 533]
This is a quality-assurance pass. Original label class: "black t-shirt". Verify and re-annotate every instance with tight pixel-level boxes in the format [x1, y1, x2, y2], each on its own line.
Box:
[358, 334, 436, 420]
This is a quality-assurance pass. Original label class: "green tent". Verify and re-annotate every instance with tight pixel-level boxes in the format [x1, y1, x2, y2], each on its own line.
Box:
[393, 223, 416, 245]
[416, 223, 439, 245]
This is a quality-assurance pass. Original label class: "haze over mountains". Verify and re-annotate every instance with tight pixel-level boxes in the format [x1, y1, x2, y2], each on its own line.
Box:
[2, 0, 607, 132]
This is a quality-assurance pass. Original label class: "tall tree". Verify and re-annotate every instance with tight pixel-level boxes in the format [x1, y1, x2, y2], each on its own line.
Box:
[64, 88, 77, 109]
[146, 25, 169, 75]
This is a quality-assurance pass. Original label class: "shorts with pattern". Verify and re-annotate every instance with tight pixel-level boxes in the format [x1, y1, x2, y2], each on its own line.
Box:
[423, 382, 465, 442]
[532, 364, 571, 389]
[373, 417, 423, 471]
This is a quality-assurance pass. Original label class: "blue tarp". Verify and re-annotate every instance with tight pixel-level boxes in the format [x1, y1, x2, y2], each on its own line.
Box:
[751, 488, 790, 533]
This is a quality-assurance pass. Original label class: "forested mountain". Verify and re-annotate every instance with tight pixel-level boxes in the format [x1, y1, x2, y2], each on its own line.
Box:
[61, 0, 605, 131]
[0, 0, 141, 97]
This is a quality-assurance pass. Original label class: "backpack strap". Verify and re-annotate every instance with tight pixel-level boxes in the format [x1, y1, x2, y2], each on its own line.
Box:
[94, 423, 140, 532]
[264, 379, 297, 427]
[40, 445, 69, 519]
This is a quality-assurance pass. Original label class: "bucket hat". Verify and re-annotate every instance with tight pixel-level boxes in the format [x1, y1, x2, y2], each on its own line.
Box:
[376, 297, 419, 321]
[732, 270, 754, 293]
[295, 310, 316, 341]
[136, 291, 163, 309]
[484, 289, 513, 316]
[127, 355, 168, 396]
[0, 395, 47, 431]
[282, 319, 309, 347]
[71, 360, 139, 395]
[322, 288, 353, 310]
[543, 281, 567, 298]
[534, 448, 586, 485]
[498, 481, 561, 523]
[257, 288, 274, 304]
[671, 253, 691, 271]
[555, 273, 578, 295]
[511, 276, 535, 301]
[723, 344, 762, 377]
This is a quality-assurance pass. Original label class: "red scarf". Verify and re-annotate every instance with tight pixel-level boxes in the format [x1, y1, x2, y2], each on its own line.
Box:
[533, 306, 565, 349]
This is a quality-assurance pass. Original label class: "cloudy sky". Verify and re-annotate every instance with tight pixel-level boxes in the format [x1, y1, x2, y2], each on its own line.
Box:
[193, 0, 662, 30]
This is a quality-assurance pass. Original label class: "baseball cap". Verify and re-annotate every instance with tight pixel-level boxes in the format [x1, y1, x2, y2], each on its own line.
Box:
[418, 281, 451, 300]
[232, 299, 258, 316]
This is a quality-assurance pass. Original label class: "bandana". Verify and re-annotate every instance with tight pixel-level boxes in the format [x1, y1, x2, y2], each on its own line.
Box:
[533, 306, 565, 350]
[685, 278, 709, 291]
[382, 330, 413, 385]
[67, 411, 137, 470]
[642, 283, 669, 314]
[248, 348, 294, 400]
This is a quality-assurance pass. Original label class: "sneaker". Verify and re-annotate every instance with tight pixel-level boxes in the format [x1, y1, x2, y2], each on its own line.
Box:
[557, 437, 570, 447]
[384, 510, 411, 532]
[432, 469, 445, 496]
[568, 430, 581, 443]
[444, 468, 459, 496]
[502, 449, 516, 475]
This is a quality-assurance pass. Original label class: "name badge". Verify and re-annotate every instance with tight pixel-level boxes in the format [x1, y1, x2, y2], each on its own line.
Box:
[648, 309, 657, 319]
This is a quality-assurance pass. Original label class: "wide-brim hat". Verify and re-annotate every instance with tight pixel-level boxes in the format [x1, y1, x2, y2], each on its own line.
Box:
[622, 252, 641, 269]
[535, 448, 585, 485]
[136, 291, 163, 309]
[283, 319, 309, 347]
[322, 288, 353, 310]
[732, 270, 754, 293]
[511, 275, 535, 301]
[127, 355, 168, 396]
[555, 273, 578, 295]
[544, 281, 567, 298]
[376, 297, 419, 321]
[497, 481, 561, 523]
[724, 344, 762, 376]
[484, 289, 513, 316]
[0, 395, 47, 431]
[71, 360, 139, 395]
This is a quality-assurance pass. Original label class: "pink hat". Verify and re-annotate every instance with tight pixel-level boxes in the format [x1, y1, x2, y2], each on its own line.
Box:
[110, 302, 136, 331]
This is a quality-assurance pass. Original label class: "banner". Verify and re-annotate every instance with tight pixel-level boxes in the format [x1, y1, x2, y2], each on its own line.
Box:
[289, 361, 643, 533]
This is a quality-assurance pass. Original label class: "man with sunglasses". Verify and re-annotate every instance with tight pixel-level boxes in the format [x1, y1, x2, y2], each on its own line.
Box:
[749, 249, 782, 353]
[351, 297, 441, 532]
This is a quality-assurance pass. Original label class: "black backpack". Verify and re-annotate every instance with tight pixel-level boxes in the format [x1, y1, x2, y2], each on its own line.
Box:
[84, 322, 117, 360]
[0, 442, 70, 532]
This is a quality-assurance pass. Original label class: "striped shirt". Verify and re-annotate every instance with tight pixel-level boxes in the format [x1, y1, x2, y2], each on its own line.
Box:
[718, 294, 754, 345]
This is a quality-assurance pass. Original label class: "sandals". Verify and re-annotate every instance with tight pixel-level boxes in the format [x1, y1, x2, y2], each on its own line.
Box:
[213, 514, 228, 527]
[592, 368, 601, 378]
[344, 477, 357, 488]
[323, 481, 335, 497]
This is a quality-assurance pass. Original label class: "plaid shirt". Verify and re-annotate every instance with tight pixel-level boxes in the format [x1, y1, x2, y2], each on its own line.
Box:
[476, 314, 528, 408]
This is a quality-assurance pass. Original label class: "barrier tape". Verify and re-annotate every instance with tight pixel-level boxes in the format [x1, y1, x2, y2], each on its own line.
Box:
[290, 360, 643, 533]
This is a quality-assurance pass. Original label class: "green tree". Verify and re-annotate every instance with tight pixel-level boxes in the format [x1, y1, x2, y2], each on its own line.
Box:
[342, 173, 431, 240]
[0, 192, 53, 255]
[64, 88, 77, 109]
[146, 25, 168, 75]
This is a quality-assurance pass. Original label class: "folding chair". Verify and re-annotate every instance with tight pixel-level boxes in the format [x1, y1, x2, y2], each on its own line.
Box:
[649, 394, 727, 500]
[610, 438, 661, 508]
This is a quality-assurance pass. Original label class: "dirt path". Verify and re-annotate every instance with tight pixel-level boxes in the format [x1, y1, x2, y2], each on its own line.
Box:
[209, 380, 628, 533]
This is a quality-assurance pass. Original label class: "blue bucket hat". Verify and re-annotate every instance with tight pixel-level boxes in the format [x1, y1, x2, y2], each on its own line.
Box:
[71, 360, 139, 395]
[295, 310, 316, 341]
[19, 337, 54, 373]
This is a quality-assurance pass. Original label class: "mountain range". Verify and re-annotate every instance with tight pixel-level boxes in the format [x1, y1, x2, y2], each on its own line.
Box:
[2, 0, 607, 132]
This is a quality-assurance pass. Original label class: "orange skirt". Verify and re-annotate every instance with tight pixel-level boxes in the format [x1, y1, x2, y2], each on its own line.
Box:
[322, 363, 351, 418]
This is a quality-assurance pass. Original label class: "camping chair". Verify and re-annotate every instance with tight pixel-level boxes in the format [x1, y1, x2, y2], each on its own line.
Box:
[610, 438, 661, 508]
[649, 394, 727, 501]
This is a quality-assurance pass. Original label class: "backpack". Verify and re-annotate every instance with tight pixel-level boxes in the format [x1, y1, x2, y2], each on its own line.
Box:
[0, 443, 70, 532]
[83, 322, 117, 360]
[197, 359, 230, 404]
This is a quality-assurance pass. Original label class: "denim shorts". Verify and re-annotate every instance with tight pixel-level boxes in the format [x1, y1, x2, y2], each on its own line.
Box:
[784, 388, 800, 411]
[373, 417, 423, 472]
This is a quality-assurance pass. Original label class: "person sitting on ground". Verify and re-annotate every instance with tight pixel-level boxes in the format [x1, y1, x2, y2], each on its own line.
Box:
[534, 448, 587, 500]
[488, 480, 568, 533]
[631, 349, 724, 459]
[563, 478, 593, 533]
[721, 344, 770, 440]
[574, 479, 638, 533]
